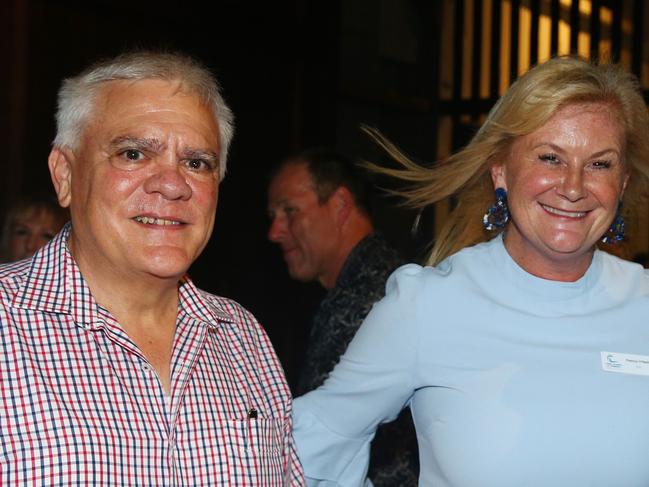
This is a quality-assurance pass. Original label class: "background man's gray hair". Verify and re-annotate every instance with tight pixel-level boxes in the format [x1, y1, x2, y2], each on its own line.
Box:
[52, 51, 235, 178]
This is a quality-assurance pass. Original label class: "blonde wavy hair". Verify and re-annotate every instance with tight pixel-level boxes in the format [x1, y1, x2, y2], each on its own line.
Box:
[366, 56, 649, 265]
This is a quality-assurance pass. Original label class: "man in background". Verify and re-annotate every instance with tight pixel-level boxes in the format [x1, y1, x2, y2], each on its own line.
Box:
[268, 148, 418, 485]
[0, 51, 303, 485]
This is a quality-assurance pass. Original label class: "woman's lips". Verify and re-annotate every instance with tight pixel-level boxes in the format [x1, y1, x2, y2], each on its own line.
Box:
[540, 203, 588, 218]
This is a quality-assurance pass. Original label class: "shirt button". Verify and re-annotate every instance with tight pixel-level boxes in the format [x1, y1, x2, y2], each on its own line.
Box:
[141, 363, 153, 373]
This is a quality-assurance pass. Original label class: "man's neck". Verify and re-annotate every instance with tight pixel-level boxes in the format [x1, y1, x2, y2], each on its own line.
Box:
[319, 221, 374, 290]
[73, 251, 180, 322]
[69, 237, 181, 395]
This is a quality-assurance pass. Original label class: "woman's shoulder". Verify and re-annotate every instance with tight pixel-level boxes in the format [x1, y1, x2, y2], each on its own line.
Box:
[386, 240, 495, 302]
[386, 262, 449, 295]
[598, 250, 649, 293]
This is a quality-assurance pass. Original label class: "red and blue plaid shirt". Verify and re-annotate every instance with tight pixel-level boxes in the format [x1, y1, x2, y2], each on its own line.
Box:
[0, 225, 305, 486]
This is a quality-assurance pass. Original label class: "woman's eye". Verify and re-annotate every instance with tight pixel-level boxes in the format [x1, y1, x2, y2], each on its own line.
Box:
[539, 153, 559, 164]
[591, 160, 611, 169]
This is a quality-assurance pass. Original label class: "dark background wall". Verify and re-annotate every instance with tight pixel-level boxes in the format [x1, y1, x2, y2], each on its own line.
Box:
[1, 0, 441, 389]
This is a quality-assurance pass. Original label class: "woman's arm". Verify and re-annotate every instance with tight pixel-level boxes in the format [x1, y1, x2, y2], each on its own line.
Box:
[293, 264, 424, 486]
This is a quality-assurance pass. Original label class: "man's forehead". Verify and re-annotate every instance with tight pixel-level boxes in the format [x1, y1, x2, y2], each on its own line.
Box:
[82, 79, 219, 147]
[272, 163, 315, 192]
[277, 162, 316, 186]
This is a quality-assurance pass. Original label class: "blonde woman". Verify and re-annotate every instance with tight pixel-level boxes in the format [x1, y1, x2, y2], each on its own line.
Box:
[293, 57, 649, 486]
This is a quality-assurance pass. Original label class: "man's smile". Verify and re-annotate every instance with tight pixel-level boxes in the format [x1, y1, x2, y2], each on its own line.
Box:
[133, 215, 183, 226]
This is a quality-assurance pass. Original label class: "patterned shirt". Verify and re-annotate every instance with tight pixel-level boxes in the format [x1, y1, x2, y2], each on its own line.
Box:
[0, 225, 305, 486]
[297, 234, 419, 486]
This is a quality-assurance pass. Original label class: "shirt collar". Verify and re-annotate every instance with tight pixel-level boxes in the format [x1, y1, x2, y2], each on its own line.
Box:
[177, 275, 236, 330]
[12, 223, 80, 316]
[12, 222, 237, 331]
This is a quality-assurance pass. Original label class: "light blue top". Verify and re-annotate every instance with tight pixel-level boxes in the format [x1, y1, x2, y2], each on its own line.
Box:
[293, 236, 649, 487]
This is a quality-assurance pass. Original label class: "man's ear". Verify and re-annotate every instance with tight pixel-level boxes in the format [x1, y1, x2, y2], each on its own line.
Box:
[330, 186, 353, 226]
[489, 162, 507, 191]
[48, 147, 73, 208]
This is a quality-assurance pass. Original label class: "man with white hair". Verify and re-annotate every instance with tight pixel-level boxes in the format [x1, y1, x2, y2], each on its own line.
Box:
[0, 51, 304, 485]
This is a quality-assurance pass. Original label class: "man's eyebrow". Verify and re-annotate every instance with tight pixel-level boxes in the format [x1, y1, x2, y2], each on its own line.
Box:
[267, 198, 293, 210]
[109, 136, 165, 152]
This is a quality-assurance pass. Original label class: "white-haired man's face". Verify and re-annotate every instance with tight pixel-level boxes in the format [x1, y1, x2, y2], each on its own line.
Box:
[49, 79, 221, 283]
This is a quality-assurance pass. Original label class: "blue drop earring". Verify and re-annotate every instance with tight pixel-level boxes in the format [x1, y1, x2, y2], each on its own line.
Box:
[483, 188, 510, 231]
[601, 202, 625, 244]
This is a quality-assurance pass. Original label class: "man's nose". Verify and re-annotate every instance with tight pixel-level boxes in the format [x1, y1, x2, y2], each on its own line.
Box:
[267, 216, 286, 242]
[143, 162, 192, 200]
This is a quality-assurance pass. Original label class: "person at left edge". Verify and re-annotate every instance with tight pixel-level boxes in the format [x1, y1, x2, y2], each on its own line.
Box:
[0, 51, 305, 486]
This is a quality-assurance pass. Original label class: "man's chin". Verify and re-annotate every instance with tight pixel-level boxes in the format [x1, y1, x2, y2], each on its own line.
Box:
[140, 248, 193, 280]
[287, 267, 316, 283]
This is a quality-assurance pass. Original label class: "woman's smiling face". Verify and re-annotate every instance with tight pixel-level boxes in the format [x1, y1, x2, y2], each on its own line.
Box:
[490, 102, 629, 280]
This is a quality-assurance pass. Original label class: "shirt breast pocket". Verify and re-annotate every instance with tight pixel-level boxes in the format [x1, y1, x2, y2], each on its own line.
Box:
[224, 416, 286, 480]
[242, 416, 283, 455]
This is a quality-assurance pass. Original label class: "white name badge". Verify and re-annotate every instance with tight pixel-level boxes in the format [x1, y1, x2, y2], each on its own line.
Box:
[601, 351, 649, 376]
